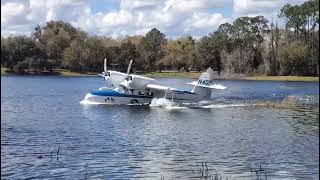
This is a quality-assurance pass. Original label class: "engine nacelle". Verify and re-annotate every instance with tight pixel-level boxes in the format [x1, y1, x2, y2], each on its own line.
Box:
[108, 71, 127, 86]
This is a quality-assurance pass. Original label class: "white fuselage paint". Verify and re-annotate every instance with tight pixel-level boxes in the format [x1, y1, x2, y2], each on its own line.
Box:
[84, 93, 153, 105]
[84, 89, 205, 105]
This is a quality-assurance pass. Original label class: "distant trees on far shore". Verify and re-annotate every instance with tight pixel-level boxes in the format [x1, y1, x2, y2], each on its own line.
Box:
[1, 0, 319, 76]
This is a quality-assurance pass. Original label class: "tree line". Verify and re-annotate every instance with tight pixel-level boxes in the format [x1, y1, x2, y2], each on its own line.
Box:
[1, 0, 319, 76]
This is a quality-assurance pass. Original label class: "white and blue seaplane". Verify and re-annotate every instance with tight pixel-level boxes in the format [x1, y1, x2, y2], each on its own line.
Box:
[83, 58, 226, 105]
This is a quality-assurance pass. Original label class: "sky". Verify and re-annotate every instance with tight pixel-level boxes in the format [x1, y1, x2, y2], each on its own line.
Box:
[1, 0, 308, 39]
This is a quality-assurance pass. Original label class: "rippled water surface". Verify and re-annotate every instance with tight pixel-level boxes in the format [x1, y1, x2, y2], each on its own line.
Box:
[1, 76, 319, 179]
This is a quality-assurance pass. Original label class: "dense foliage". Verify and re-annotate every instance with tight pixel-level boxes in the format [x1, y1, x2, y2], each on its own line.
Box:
[1, 0, 319, 76]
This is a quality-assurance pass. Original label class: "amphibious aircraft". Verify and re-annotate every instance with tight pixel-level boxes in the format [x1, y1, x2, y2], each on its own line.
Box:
[83, 58, 226, 105]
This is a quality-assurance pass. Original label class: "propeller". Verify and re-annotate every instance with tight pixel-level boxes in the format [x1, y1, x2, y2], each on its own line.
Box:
[104, 57, 107, 74]
[99, 58, 110, 81]
[121, 59, 134, 89]
[126, 59, 133, 76]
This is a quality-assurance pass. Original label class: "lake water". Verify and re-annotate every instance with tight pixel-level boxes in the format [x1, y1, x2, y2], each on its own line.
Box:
[1, 76, 319, 179]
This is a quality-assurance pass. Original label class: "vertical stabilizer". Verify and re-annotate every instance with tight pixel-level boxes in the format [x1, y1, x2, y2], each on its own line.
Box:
[191, 68, 215, 98]
[197, 67, 214, 85]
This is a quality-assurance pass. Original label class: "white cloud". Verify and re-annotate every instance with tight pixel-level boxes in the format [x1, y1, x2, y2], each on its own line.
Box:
[135, 28, 152, 36]
[102, 10, 133, 28]
[1, 1, 34, 36]
[1, 2, 30, 25]
[184, 13, 231, 36]
[174, 0, 230, 12]
[120, 0, 160, 11]
[32, 0, 89, 22]
[5, 0, 303, 38]
[233, 0, 307, 16]
[234, 0, 279, 15]
[232, 0, 308, 29]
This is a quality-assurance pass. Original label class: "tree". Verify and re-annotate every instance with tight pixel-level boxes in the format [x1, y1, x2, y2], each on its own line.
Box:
[101, 36, 121, 48]
[63, 39, 84, 72]
[105, 46, 121, 71]
[217, 16, 269, 74]
[79, 36, 107, 72]
[162, 36, 196, 71]
[26, 56, 54, 72]
[13, 60, 29, 74]
[33, 20, 87, 67]
[217, 23, 234, 52]
[269, 20, 280, 75]
[120, 35, 143, 46]
[278, 41, 309, 75]
[1, 36, 49, 72]
[138, 28, 167, 71]
[118, 40, 139, 72]
[279, 0, 319, 75]
[197, 35, 222, 73]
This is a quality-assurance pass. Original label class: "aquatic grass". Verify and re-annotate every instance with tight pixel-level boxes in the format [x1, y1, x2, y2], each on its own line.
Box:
[193, 162, 231, 180]
[250, 165, 268, 180]
[249, 96, 301, 110]
[39, 148, 270, 180]
[84, 163, 89, 180]
[159, 162, 268, 180]
[43, 147, 61, 161]
[56, 146, 60, 160]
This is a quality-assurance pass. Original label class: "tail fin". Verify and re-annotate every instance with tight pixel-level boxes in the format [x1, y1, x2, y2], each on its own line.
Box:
[191, 68, 215, 98]
[197, 67, 214, 86]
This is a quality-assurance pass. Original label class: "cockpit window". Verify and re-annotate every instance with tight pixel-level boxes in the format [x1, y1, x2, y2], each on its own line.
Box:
[103, 71, 110, 76]
[115, 87, 124, 93]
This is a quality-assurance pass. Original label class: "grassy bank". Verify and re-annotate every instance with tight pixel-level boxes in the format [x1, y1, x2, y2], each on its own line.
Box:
[53, 69, 97, 76]
[2, 68, 319, 81]
[142, 71, 319, 81]
[1, 68, 97, 77]
[243, 75, 319, 82]
[1, 67, 7, 75]
[142, 71, 202, 78]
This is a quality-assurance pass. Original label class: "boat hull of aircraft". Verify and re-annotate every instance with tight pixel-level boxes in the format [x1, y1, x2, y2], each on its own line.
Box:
[84, 89, 153, 105]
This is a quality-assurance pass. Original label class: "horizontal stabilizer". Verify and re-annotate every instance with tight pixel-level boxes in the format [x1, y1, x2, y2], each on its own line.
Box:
[146, 84, 176, 91]
[187, 81, 227, 90]
[146, 84, 196, 94]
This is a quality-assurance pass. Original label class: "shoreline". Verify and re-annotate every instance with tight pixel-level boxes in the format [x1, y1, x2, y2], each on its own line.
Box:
[1, 68, 319, 82]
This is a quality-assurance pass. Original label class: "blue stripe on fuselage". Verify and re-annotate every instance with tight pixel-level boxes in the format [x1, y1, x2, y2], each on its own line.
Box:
[90, 89, 153, 99]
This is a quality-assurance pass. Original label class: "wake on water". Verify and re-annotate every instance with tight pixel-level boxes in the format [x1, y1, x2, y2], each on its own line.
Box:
[80, 95, 248, 110]
[80, 99, 104, 105]
[80, 93, 318, 110]
[149, 98, 188, 110]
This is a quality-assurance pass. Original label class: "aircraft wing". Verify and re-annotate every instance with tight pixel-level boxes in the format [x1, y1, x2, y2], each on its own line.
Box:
[146, 84, 196, 94]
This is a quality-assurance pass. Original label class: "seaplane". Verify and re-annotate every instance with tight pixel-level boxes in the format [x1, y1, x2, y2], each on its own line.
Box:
[82, 58, 226, 105]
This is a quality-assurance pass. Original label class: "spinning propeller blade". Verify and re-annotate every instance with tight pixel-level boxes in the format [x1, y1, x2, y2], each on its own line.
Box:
[99, 58, 110, 81]
[104, 58, 107, 73]
[127, 59, 133, 75]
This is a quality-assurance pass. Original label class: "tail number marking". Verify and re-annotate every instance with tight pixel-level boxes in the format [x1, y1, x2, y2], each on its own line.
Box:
[198, 79, 212, 85]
